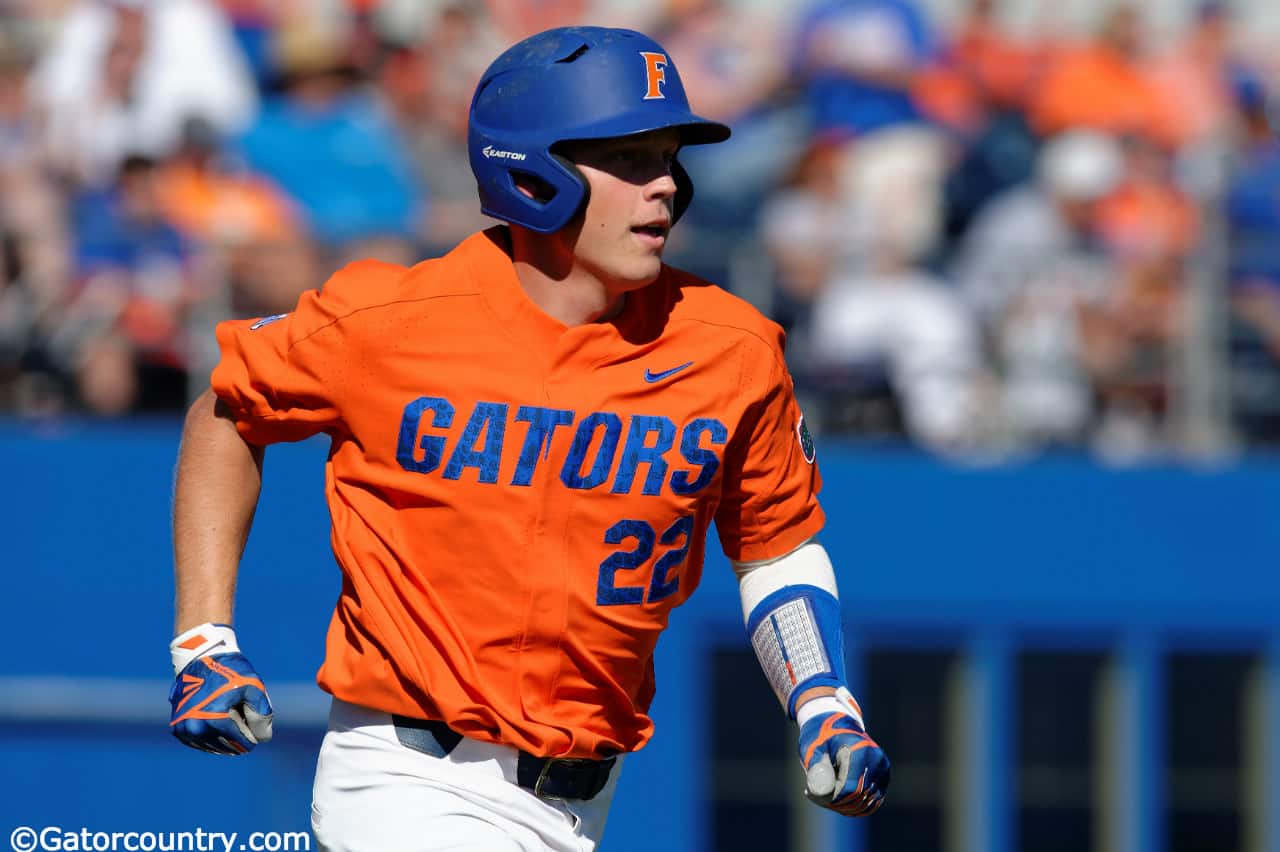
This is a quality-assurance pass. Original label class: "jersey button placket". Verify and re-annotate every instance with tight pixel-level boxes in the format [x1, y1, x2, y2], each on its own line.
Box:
[514, 362, 574, 722]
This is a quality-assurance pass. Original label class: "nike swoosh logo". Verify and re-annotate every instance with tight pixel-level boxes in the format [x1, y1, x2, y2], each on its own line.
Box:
[644, 362, 693, 383]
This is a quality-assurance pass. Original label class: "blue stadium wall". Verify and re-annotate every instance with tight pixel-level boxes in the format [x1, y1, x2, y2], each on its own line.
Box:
[1, 421, 1278, 852]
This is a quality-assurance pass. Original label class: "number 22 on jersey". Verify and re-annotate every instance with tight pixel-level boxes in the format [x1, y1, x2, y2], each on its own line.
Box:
[597, 515, 693, 606]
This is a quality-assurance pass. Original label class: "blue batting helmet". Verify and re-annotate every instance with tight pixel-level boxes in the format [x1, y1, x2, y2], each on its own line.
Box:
[468, 26, 731, 234]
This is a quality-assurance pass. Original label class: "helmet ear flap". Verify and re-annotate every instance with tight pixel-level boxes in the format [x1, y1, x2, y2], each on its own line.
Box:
[671, 157, 694, 225]
[487, 150, 587, 233]
[549, 151, 590, 219]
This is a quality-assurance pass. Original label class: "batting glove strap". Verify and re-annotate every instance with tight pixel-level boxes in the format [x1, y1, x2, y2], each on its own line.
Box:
[170, 622, 240, 675]
[796, 688, 866, 729]
[169, 651, 274, 756]
[797, 686, 890, 817]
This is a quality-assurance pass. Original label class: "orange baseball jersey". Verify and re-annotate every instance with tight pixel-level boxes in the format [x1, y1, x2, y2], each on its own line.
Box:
[211, 227, 824, 758]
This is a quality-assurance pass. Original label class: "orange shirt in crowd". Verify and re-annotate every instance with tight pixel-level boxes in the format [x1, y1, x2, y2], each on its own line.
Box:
[158, 164, 299, 245]
[913, 19, 1048, 133]
[1144, 43, 1233, 148]
[1095, 179, 1200, 261]
[1030, 44, 1182, 149]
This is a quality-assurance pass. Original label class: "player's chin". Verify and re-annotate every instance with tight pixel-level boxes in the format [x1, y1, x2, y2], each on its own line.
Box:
[621, 252, 664, 286]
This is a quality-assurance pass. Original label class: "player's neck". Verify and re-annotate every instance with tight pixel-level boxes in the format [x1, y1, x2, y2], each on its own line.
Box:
[508, 228, 628, 327]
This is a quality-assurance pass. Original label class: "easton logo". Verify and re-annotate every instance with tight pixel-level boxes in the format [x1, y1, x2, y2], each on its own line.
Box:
[482, 145, 527, 161]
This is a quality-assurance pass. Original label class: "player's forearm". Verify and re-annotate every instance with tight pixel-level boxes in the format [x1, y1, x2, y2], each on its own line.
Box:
[735, 542, 845, 716]
[738, 542, 891, 814]
[172, 388, 264, 633]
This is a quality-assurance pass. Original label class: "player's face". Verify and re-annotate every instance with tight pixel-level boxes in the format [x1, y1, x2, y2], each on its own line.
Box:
[561, 129, 681, 293]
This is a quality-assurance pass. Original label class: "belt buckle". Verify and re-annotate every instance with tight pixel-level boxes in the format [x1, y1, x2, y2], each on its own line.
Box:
[533, 757, 590, 801]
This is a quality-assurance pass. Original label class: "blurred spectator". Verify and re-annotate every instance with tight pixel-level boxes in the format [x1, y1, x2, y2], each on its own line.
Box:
[762, 126, 948, 330]
[808, 264, 987, 451]
[916, 0, 1042, 240]
[954, 130, 1124, 445]
[1144, 1, 1242, 152]
[1095, 135, 1199, 263]
[913, 0, 1041, 135]
[159, 117, 297, 249]
[838, 126, 948, 271]
[29, 0, 257, 187]
[0, 22, 72, 414]
[659, 0, 787, 129]
[657, 0, 803, 280]
[485, 0, 588, 41]
[373, 3, 501, 256]
[236, 18, 425, 266]
[759, 137, 852, 343]
[156, 116, 314, 318]
[482, 0, 667, 37]
[813, 128, 987, 451]
[1224, 72, 1280, 441]
[791, 0, 935, 137]
[217, 1, 278, 87]
[1076, 135, 1196, 450]
[1029, 4, 1181, 151]
[54, 155, 196, 414]
[1224, 74, 1280, 287]
[1075, 257, 1185, 454]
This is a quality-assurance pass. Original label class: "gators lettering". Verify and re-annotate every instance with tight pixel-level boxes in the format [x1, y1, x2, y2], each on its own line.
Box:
[395, 396, 726, 495]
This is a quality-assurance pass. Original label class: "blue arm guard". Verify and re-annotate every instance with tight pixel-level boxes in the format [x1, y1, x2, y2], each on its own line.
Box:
[745, 584, 847, 719]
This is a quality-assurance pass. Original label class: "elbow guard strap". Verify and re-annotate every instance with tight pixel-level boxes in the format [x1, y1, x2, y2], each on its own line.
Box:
[745, 584, 846, 719]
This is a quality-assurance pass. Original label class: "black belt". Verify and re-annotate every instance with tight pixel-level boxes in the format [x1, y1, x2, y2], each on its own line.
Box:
[392, 715, 616, 801]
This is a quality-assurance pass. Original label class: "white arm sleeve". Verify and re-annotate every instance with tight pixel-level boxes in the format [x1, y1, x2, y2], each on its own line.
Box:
[733, 538, 840, 624]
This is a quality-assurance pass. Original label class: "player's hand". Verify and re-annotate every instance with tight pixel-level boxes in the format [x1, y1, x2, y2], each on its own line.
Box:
[168, 624, 273, 755]
[796, 686, 890, 816]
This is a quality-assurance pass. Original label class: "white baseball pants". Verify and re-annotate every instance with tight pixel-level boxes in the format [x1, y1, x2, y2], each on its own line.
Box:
[311, 699, 622, 852]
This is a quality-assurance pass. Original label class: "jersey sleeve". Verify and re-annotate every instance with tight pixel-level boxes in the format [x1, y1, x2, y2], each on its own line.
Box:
[210, 260, 403, 445]
[715, 338, 825, 562]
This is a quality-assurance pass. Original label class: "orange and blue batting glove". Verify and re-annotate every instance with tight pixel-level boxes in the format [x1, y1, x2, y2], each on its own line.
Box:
[745, 582, 890, 816]
[796, 686, 890, 816]
[168, 623, 273, 756]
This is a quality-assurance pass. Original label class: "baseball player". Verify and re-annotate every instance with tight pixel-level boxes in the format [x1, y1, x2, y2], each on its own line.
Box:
[168, 26, 889, 851]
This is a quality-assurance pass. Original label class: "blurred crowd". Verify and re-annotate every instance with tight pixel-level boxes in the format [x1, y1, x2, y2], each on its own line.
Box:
[1, 0, 1279, 460]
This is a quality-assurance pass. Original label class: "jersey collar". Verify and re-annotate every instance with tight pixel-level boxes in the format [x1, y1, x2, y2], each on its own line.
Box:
[466, 226, 670, 357]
